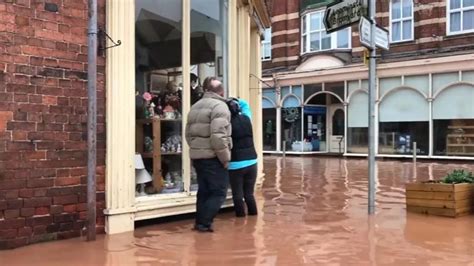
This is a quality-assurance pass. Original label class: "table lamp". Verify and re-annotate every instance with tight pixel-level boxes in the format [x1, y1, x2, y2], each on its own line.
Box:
[135, 154, 152, 196]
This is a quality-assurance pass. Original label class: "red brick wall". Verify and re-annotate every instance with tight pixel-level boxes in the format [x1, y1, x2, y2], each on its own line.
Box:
[0, 0, 106, 249]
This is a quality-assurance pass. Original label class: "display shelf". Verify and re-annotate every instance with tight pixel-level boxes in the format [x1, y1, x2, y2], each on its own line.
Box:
[162, 152, 182, 156]
[446, 122, 474, 156]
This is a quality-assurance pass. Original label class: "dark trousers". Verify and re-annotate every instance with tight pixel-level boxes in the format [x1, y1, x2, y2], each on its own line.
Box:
[193, 158, 229, 227]
[229, 164, 258, 217]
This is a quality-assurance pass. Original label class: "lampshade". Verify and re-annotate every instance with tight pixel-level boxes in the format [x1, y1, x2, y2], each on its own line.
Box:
[135, 154, 145, 169]
[135, 169, 152, 184]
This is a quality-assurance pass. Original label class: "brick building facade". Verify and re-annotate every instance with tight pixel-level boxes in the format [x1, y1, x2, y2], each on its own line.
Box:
[0, 0, 106, 249]
[1, 0, 270, 249]
[263, 0, 474, 75]
[261, 0, 474, 158]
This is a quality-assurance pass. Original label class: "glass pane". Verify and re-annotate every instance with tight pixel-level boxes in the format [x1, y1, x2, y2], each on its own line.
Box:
[332, 109, 345, 136]
[281, 108, 303, 151]
[392, 0, 402, 19]
[402, 0, 412, 18]
[451, 0, 461, 9]
[263, 109, 277, 151]
[310, 32, 320, 51]
[402, 20, 412, 40]
[378, 122, 429, 155]
[303, 15, 307, 33]
[135, 0, 184, 196]
[450, 12, 461, 32]
[304, 84, 322, 100]
[434, 119, 474, 157]
[464, 0, 474, 7]
[190, 0, 228, 191]
[310, 12, 321, 31]
[392, 21, 401, 41]
[348, 128, 368, 153]
[302, 35, 307, 53]
[337, 28, 349, 48]
[264, 28, 272, 41]
[303, 107, 326, 151]
[321, 31, 331, 50]
[379, 88, 429, 122]
[463, 10, 474, 31]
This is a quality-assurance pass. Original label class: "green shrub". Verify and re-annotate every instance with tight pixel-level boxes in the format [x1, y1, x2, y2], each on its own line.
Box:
[442, 170, 474, 184]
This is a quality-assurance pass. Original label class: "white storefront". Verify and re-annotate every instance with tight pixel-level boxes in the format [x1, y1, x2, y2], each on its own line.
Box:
[262, 54, 474, 160]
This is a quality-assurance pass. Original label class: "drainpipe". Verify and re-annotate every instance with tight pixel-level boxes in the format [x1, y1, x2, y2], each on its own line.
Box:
[86, 0, 98, 241]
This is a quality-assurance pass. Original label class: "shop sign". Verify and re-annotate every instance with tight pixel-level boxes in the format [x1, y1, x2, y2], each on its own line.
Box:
[323, 0, 368, 33]
[359, 17, 390, 50]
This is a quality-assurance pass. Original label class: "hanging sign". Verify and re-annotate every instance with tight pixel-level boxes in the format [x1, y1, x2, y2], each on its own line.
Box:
[324, 0, 368, 33]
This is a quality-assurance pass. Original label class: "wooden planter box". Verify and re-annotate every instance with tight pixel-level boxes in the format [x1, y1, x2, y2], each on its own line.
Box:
[406, 182, 474, 217]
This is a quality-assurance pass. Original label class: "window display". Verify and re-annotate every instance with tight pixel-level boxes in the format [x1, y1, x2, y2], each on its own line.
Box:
[263, 108, 277, 151]
[135, 0, 184, 196]
[189, 0, 228, 191]
[434, 119, 474, 156]
[378, 122, 429, 155]
[281, 107, 302, 151]
[303, 106, 326, 151]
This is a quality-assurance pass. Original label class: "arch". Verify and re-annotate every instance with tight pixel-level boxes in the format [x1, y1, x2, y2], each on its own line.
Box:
[433, 81, 474, 99]
[296, 55, 345, 72]
[379, 86, 429, 122]
[379, 86, 428, 102]
[262, 96, 276, 109]
[433, 82, 474, 120]
[347, 88, 368, 103]
[281, 93, 301, 108]
[304, 91, 344, 105]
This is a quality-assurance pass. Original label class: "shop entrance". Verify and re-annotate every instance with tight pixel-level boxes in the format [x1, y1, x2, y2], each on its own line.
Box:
[328, 105, 345, 153]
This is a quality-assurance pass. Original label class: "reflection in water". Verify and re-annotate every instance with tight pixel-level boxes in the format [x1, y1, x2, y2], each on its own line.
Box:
[1, 157, 473, 265]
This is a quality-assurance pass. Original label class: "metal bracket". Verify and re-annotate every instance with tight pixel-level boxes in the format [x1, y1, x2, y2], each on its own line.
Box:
[99, 28, 122, 50]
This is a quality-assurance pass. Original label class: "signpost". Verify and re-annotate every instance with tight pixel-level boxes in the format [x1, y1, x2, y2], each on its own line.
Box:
[359, 17, 389, 50]
[323, 0, 368, 33]
[324, 0, 385, 215]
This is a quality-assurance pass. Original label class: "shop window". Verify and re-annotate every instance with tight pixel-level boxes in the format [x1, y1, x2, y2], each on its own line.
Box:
[448, 0, 474, 35]
[433, 83, 474, 156]
[261, 27, 272, 60]
[281, 95, 302, 151]
[263, 107, 277, 151]
[135, 0, 184, 197]
[347, 91, 368, 153]
[282, 107, 303, 152]
[390, 0, 414, 42]
[304, 106, 327, 151]
[190, 0, 228, 190]
[379, 88, 429, 155]
[301, 10, 351, 54]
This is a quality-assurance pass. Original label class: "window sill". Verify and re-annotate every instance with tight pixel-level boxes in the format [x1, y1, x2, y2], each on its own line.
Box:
[301, 49, 352, 57]
[445, 31, 474, 38]
[390, 39, 415, 45]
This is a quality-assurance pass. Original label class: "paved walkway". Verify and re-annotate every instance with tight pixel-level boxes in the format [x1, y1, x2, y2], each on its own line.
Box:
[1, 157, 474, 265]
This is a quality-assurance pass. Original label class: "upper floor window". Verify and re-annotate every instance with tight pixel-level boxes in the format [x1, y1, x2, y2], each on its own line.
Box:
[448, 0, 474, 35]
[301, 10, 351, 54]
[261, 28, 272, 60]
[390, 0, 414, 43]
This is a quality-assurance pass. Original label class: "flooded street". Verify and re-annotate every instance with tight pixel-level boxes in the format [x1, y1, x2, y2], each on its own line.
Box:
[1, 157, 473, 265]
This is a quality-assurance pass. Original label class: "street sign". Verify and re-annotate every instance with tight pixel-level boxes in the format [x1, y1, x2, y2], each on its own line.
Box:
[359, 17, 390, 50]
[324, 0, 368, 34]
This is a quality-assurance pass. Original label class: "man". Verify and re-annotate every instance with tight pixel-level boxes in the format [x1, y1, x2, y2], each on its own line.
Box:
[185, 77, 232, 232]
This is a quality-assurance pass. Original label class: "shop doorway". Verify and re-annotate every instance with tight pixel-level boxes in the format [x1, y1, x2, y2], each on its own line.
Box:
[328, 105, 345, 153]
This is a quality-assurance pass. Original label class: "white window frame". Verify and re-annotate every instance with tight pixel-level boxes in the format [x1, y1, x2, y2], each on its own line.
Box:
[261, 28, 272, 61]
[447, 0, 474, 35]
[389, 0, 414, 43]
[301, 10, 352, 55]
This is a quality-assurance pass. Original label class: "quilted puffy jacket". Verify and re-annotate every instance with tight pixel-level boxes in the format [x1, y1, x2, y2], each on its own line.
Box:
[185, 92, 232, 165]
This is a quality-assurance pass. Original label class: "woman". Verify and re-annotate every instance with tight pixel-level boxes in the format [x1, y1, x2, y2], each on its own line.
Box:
[227, 98, 258, 217]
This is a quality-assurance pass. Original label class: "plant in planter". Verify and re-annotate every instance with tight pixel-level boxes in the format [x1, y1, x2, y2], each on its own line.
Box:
[406, 169, 474, 217]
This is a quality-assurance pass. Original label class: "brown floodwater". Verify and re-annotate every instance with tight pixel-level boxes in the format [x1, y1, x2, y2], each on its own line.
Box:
[1, 157, 473, 265]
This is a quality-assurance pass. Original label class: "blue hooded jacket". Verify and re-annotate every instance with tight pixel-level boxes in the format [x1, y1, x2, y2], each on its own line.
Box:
[228, 99, 258, 170]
